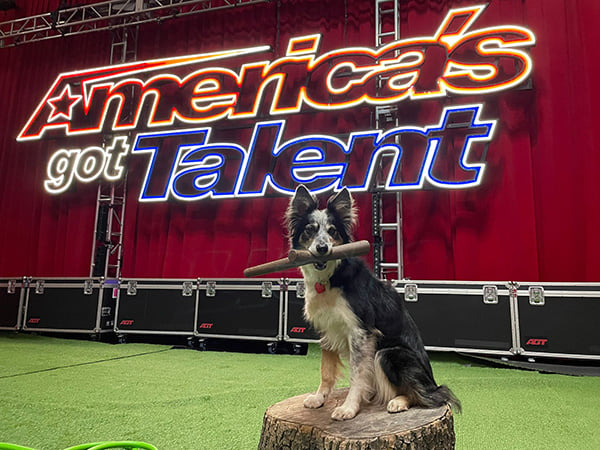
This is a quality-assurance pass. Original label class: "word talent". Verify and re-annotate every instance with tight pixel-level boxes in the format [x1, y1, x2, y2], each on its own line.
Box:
[45, 104, 495, 200]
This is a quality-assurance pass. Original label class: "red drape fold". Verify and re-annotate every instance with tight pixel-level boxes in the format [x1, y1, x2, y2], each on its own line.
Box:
[1, 0, 599, 282]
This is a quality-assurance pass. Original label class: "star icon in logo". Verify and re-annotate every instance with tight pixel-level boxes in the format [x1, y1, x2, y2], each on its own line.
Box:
[47, 84, 82, 122]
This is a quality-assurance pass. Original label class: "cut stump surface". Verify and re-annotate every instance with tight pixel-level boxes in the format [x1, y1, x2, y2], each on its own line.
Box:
[259, 388, 455, 450]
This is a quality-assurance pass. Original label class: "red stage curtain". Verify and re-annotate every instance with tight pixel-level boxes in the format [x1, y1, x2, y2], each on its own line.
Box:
[399, 0, 600, 281]
[0, 31, 111, 276]
[1, 0, 599, 282]
[120, 0, 374, 278]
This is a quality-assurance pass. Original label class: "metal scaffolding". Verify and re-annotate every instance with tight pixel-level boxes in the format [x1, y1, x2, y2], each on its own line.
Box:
[89, 25, 139, 279]
[373, 0, 403, 280]
[0, 0, 268, 48]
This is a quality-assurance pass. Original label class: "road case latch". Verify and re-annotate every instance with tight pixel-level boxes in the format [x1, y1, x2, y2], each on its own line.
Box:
[280, 278, 289, 292]
[182, 281, 194, 297]
[261, 281, 273, 298]
[35, 280, 45, 295]
[404, 283, 418, 302]
[206, 281, 217, 297]
[296, 281, 306, 299]
[483, 285, 498, 304]
[529, 286, 545, 306]
[83, 279, 94, 295]
[126, 280, 138, 296]
[7, 279, 16, 294]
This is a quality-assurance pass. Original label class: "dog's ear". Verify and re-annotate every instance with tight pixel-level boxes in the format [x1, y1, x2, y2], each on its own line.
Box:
[327, 187, 357, 234]
[285, 185, 318, 234]
[290, 185, 318, 216]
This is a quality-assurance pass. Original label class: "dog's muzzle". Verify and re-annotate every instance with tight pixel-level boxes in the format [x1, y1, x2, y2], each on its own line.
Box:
[316, 244, 329, 255]
[313, 244, 330, 271]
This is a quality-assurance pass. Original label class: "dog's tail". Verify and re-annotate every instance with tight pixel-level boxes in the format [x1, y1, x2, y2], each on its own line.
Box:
[405, 383, 462, 414]
[426, 385, 462, 413]
[377, 346, 462, 413]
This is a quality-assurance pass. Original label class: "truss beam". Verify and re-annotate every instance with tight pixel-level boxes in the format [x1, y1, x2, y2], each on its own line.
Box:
[0, 0, 268, 48]
[373, 0, 403, 280]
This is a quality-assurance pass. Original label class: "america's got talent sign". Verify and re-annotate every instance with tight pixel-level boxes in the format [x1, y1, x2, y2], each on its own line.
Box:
[17, 4, 535, 201]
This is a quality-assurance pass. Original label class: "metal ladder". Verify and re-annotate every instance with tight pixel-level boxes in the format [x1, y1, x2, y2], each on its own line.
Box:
[373, 0, 403, 280]
[89, 25, 139, 278]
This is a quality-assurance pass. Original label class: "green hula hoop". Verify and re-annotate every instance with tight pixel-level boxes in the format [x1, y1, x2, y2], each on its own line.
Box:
[65, 442, 157, 450]
[0, 442, 157, 450]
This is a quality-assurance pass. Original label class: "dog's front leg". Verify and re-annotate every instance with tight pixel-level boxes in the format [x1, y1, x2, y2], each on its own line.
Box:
[331, 334, 373, 421]
[304, 348, 341, 409]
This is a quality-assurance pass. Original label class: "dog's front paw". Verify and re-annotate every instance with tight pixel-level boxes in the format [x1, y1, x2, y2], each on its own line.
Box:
[331, 404, 359, 421]
[304, 393, 326, 409]
[387, 396, 410, 413]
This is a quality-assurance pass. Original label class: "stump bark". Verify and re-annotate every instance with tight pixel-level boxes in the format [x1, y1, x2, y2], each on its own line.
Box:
[258, 388, 455, 450]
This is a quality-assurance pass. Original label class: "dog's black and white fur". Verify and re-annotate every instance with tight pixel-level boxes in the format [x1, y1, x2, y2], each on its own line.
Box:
[286, 185, 461, 421]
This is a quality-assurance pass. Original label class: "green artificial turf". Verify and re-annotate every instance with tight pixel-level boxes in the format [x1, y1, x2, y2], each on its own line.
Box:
[1, 333, 599, 450]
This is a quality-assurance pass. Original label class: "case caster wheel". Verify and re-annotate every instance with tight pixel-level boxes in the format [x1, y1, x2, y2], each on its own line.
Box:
[197, 339, 207, 351]
[292, 344, 306, 355]
[117, 334, 127, 344]
[267, 342, 278, 354]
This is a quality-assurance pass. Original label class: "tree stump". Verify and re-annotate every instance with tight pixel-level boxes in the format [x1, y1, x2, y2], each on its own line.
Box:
[258, 388, 455, 450]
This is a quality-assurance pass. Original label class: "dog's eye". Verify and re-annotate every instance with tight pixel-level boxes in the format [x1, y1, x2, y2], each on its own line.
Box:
[327, 226, 338, 237]
[304, 224, 317, 235]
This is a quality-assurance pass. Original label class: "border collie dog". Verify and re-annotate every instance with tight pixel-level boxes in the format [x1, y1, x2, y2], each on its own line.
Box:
[285, 185, 461, 421]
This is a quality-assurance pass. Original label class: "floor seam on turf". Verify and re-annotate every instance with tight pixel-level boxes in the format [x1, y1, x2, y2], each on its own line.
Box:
[0, 348, 171, 379]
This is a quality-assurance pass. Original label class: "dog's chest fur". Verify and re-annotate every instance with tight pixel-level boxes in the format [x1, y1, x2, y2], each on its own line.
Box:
[303, 284, 359, 357]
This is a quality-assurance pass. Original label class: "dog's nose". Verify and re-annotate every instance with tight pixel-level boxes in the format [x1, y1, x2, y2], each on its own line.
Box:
[316, 244, 329, 255]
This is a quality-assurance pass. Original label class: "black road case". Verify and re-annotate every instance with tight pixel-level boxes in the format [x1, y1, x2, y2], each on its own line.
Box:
[395, 280, 515, 356]
[514, 282, 600, 360]
[22, 278, 115, 335]
[0, 278, 24, 330]
[196, 279, 283, 342]
[114, 279, 198, 337]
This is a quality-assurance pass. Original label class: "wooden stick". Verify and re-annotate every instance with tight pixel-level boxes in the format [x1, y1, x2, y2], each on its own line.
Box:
[243, 240, 370, 278]
[242, 257, 299, 278]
